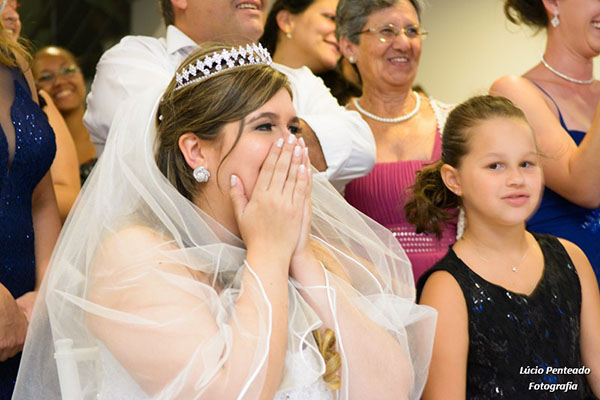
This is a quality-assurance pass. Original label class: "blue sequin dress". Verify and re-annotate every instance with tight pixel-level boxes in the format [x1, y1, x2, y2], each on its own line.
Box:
[527, 83, 600, 285]
[417, 233, 596, 399]
[0, 65, 56, 398]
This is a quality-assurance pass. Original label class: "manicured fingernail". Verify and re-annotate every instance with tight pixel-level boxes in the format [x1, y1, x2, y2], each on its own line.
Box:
[294, 146, 301, 157]
[299, 137, 305, 147]
[287, 133, 295, 144]
[230, 174, 237, 186]
[304, 148, 309, 157]
[300, 164, 306, 174]
[276, 138, 284, 148]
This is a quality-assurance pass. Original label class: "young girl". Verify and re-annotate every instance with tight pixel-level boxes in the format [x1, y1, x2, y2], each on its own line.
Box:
[405, 95, 600, 399]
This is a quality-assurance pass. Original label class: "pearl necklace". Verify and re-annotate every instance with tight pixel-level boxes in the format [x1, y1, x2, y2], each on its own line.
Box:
[540, 54, 595, 85]
[353, 91, 421, 123]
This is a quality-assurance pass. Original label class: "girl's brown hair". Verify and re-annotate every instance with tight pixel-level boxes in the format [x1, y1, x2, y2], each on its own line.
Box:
[405, 95, 528, 237]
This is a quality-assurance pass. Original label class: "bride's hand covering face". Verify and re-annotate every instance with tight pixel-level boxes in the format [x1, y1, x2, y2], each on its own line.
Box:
[13, 43, 437, 400]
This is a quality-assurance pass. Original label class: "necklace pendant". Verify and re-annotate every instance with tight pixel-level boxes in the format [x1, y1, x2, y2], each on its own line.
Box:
[512, 266, 517, 272]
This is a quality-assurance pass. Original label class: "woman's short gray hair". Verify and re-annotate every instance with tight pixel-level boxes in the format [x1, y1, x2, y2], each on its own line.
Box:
[336, 0, 422, 44]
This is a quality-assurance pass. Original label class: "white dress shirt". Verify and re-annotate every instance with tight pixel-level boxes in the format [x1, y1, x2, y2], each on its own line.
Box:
[84, 25, 375, 190]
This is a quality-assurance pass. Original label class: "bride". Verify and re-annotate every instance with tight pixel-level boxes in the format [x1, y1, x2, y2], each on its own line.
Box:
[13, 43, 435, 400]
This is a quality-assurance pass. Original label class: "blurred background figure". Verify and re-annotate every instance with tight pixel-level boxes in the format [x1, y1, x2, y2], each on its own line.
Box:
[2, 3, 79, 222]
[33, 46, 97, 184]
[1, 0, 20, 41]
[262, 0, 339, 75]
[338, 0, 456, 282]
[261, 0, 361, 104]
[491, 0, 600, 283]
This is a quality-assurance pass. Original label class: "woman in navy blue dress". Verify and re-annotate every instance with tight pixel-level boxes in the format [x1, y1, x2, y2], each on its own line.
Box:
[491, 0, 600, 284]
[0, 2, 61, 397]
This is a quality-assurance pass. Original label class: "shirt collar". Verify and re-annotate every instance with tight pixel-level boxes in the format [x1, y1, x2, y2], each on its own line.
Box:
[165, 25, 199, 55]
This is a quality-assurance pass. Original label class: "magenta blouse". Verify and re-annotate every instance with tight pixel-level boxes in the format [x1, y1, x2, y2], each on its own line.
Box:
[345, 129, 457, 283]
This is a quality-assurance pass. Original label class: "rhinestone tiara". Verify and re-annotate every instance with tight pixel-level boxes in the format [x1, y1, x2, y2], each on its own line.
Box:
[175, 43, 272, 91]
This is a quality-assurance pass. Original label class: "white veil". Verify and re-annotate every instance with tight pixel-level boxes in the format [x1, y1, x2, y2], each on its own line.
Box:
[13, 63, 436, 400]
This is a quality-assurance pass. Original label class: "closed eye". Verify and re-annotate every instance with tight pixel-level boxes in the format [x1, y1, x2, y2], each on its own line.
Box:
[256, 123, 274, 131]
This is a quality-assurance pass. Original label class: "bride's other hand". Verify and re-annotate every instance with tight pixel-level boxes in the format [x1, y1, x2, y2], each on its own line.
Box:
[291, 148, 315, 266]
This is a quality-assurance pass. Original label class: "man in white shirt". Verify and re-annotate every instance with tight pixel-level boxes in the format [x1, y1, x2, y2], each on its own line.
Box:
[84, 0, 375, 190]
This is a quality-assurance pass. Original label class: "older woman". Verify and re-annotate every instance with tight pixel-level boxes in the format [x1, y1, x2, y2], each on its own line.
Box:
[338, 0, 455, 281]
[491, 0, 600, 283]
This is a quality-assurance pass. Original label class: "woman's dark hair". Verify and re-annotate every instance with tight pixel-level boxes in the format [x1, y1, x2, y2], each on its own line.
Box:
[260, 0, 316, 55]
[320, 61, 362, 105]
[404, 95, 528, 237]
[504, 0, 548, 28]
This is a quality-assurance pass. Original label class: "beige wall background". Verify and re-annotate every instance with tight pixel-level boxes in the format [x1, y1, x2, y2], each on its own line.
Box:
[416, 0, 546, 104]
[131, 0, 600, 105]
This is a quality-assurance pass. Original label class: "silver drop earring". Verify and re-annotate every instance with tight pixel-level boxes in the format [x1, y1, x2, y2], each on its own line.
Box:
[551, 10, 560, 28]
[193, 166, 211, 183]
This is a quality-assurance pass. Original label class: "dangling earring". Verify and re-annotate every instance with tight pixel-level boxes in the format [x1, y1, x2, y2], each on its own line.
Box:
[456, 206, 466, 240]
[551, 10, 560, 28]
[286, 32, 292, 39]
[348, 56, 356, 64]
[193, 166, 210, 183]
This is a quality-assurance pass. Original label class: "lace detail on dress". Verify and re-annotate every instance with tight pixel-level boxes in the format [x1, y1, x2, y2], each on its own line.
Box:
[428, 98, 454, 135]
[275, 349, 333, 400]
[274, 379, 333, 400]
[389, 224, 455, 254]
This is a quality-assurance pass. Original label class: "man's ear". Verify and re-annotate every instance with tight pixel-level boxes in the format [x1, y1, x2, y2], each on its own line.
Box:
[170, 0, 188, 12]
[440, 164, 462, 197]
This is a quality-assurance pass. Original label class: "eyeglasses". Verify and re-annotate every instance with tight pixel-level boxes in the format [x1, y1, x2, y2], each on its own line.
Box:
[357, 23, 428, 43]
[35, 64, 80, 86]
